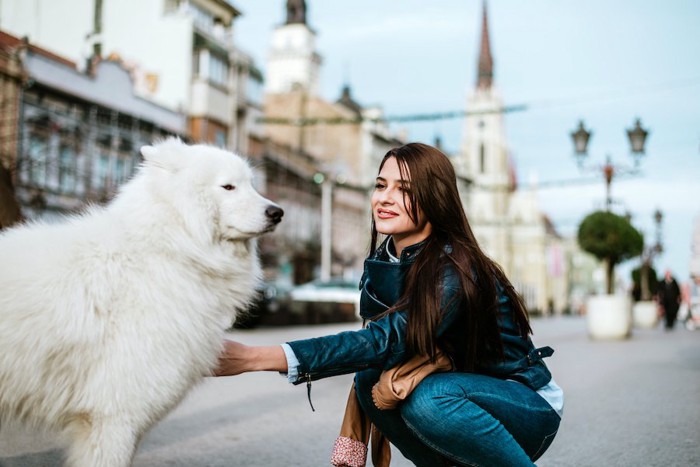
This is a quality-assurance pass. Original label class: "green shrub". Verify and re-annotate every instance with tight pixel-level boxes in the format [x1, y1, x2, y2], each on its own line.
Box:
[578, 211, 644, 294]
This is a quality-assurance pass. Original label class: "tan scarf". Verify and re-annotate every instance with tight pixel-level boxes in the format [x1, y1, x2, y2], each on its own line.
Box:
[330, 351, 453, 467]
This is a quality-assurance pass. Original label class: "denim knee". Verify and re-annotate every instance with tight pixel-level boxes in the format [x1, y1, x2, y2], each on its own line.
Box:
[400, 379, 451, 434]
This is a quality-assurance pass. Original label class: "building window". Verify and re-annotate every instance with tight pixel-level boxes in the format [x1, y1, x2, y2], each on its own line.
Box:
[247, 70, 264, 104]
[58, 144, 76, 193]
[208, 53, 229, 87]
[194, 49, 230, 87]
[93, 151, 110, 192]
[27, 134, 49, 186]
[190, 3, 216, 31]
[113, 154, 137, 187]
[116, 156, 133, 186]
[214, 128, 227, 147]
[193, 50, 201, 76]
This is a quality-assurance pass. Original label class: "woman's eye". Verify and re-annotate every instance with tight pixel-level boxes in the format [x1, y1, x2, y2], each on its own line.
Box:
[374, 183, 385, 190]
[222, 184, 236, 191]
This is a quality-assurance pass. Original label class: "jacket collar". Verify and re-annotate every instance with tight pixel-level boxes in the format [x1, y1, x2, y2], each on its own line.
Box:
[375, 236, 429, 264]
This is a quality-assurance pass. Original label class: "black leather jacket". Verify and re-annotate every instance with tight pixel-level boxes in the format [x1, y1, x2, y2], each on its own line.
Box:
[287, 238, 553, 390]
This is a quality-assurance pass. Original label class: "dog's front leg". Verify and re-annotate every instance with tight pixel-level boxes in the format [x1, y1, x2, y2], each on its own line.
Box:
[64, 417, 138, 467]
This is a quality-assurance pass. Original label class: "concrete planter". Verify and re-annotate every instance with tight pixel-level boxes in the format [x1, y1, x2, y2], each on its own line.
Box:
[632, 300, 659, 329]
[586, 294, 632, 340]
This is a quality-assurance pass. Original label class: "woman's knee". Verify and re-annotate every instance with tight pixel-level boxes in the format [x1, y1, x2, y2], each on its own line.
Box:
[400, 373, 485, 427]
[400, 378, 448, 425]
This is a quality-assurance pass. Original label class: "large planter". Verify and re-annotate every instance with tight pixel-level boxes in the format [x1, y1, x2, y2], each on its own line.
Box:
[632, 300, 658, 329]
[586, 294, 632, 340]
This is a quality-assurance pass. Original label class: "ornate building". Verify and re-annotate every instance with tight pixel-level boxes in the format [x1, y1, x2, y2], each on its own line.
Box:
[265, 0, 321, 97]
[0, 31, 185, 223]
[263, 0, 404, 281]
[0, 0, 261, 155]
[456, 2, 568, 313]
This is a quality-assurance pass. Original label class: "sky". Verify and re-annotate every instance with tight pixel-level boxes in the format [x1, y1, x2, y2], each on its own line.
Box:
[232, 0, 700, 284]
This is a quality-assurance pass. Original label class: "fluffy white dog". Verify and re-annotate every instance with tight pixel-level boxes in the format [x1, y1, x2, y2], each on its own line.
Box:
[0, 138, 283, 466]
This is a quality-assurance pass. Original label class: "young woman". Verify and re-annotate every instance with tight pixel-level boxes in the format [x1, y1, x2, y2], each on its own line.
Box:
[216, 143, 563, 466]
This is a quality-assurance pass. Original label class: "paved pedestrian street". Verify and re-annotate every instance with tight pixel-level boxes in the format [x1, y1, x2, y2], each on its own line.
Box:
[1, 316, 698, 466]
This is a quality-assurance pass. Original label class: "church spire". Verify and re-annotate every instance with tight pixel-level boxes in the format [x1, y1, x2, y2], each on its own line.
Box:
[477, 0, 494, 89]
[285, 0, 307, 25]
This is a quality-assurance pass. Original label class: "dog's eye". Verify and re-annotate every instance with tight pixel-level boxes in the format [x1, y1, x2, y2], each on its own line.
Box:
[221, 184, 236, 191]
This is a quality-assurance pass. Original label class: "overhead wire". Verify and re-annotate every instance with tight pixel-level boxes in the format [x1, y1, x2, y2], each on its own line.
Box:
[257, 76, 700, 125]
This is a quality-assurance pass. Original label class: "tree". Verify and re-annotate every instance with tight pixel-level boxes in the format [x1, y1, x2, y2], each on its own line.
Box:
[578, 211, 644, 294]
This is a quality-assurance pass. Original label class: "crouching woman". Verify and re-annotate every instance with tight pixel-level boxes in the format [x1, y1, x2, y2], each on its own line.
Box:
[216, 143, 563, 466]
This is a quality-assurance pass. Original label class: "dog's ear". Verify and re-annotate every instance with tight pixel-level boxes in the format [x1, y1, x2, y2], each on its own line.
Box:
[141, 138, 187, 173]
[140, 145, 158, 160]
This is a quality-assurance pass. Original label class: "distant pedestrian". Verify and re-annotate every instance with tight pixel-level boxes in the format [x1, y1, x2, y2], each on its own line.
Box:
[657, 269, 681, 330]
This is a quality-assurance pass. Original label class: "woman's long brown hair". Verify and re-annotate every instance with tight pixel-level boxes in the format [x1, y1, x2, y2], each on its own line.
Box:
[370, 143, 531, 371]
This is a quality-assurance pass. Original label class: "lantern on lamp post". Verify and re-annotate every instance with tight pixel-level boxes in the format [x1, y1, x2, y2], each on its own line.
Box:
[569, 118, 650, 211]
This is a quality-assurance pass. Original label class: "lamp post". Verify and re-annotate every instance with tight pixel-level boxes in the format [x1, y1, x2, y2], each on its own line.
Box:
[638, 208, 664, 301]
[653, 208, 664, 255]
[313, 171, 333, 282]
[570, 118, 650, 211]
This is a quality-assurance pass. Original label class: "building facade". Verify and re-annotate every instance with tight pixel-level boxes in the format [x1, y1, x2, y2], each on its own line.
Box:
[455, 4, 568, 314]
[0, 31, 186, 222]
[0, 31, 26, 228]
[263, 1, 404, 280]
[0, 0, 261, 154]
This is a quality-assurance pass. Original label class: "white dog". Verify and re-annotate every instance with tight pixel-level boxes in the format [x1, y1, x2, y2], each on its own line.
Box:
[0, 138, 283, 466]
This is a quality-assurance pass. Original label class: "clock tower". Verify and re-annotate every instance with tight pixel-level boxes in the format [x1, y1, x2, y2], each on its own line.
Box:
[265, 0, 322, 96]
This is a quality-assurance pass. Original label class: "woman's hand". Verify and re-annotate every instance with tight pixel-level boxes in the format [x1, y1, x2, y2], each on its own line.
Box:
[214, 340, 288, 376]
[214, 340, 251, 376]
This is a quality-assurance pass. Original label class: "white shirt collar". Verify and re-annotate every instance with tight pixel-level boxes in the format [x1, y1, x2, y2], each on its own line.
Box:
[387, 237, 400, 263]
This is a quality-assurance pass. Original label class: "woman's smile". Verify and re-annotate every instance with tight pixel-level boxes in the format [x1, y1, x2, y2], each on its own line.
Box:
[376, 208, 399, 219]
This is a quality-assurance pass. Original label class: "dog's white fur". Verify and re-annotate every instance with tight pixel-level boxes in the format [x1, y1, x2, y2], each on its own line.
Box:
[0, 138, 282, 466]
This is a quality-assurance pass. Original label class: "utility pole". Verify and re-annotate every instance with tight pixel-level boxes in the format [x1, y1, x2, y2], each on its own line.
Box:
[93, 0, 103, 59]
[320, 175, 332, 282]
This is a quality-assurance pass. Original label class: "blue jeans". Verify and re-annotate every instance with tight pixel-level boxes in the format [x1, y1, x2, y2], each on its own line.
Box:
[355, 370, 561, 467]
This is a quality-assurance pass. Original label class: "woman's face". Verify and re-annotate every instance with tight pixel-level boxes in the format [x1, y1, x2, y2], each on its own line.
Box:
[372, 156, 432, 254]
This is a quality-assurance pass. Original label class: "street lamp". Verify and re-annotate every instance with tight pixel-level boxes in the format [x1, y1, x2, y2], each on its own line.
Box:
[569, 118, 650, 211]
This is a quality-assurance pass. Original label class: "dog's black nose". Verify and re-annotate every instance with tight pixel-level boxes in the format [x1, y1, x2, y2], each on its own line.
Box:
[266, 205, 284, 224]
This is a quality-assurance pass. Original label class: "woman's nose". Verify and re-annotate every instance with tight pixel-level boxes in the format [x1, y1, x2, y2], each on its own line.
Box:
[377, 188, 394, 204]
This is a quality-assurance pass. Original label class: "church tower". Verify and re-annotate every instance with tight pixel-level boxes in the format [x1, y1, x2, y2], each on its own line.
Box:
[265, 0, 322, 96]
[456, 1, 561, 315]
[459, 0, 513, 270]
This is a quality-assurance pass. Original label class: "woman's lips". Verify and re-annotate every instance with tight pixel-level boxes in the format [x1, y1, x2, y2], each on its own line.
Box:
[376, 209, 398, 219]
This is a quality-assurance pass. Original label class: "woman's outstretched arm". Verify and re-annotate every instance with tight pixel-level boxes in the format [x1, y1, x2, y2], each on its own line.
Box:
[214, 340, 288, 376]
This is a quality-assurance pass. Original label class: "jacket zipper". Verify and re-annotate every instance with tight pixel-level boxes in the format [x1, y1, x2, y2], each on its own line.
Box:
[304, 373, 315, 412]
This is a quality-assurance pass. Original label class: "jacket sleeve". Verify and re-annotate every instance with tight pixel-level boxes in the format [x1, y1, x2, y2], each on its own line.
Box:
[286, 265, 464, 384]
[286, 311, 409, 384]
